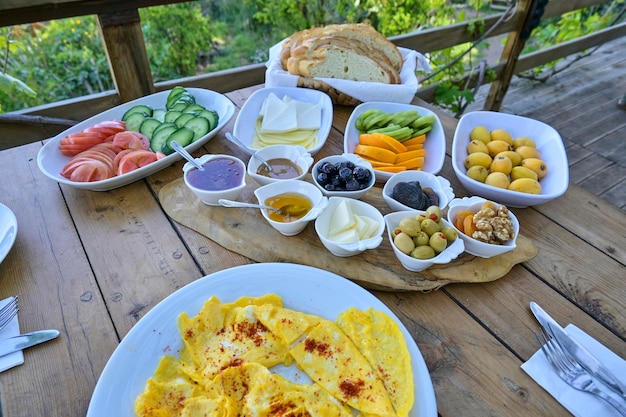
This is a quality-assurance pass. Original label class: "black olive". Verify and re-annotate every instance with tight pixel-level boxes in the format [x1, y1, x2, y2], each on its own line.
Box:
[345, 178, 361, 191]
[338, 167, 353, 181]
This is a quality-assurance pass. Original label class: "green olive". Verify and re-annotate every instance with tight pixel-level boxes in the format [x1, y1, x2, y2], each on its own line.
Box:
[393, 232, 415, 255]
[411, 245, 435, 259]
[429, 232, 448, 253]
[441, 226, 458, 242]
[399, 217, 421, 236]
[426, 205, 443, 222]
[420, 218, 440, 236]
[413, 231, 430, 246]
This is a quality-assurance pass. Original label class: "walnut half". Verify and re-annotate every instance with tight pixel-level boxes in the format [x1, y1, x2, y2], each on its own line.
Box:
[471, 203, 514, 244]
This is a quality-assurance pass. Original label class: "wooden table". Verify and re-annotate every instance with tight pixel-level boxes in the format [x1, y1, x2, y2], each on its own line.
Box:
[0, 85, 624, 416]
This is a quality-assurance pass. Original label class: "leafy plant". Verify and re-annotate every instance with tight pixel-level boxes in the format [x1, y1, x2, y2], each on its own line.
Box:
[0, 27, 36, 112]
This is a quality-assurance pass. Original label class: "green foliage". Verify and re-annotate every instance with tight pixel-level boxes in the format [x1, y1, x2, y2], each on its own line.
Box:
[139, 3, 226, 81]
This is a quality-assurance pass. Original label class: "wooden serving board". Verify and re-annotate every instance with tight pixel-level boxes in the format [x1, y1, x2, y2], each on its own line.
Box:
[159, 178, 538, 291]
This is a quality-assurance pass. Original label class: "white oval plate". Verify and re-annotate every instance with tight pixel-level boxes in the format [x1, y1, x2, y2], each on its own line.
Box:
[344, 101, 446, 182]
[87, 263, 436, 417]
[37, 88, 235, 191]
[233, 87, 333, 155]
[0, 204, 17, 264]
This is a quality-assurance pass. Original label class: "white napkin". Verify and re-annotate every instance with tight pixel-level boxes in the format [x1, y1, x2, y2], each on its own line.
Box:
[0, 296, 23, 372]
[265, 40, 431, 104]
[522, 324, 626, 417]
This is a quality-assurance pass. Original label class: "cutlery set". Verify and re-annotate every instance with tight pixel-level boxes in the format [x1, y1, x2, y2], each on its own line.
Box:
[0, 296, 59, 362]
[530, 302, 626, 415]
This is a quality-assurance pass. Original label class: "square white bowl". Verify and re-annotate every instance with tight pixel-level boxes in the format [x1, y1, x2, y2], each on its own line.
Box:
[452, 111, 569, 208]
[384, 210, 464, 272]
[343, 101, 446, 183]
[311, 153, 376, 199]
[446, 196, 519, 258]
[232, 87, 333, 156]
[382, 170, 455, 211]
[314, 197, 384, 257]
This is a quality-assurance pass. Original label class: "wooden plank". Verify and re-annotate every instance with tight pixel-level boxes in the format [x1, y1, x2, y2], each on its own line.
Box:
[97, 9, 154, 102]
[0, 143, 119, 416]
[58, 176, 203, 338]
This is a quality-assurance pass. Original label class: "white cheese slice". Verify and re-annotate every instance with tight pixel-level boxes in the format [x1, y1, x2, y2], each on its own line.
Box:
[328, 200, 356, 236]
[357, 215, 379, 239]
[261, 100, 298, 133]
[297, 102, 322, 130]
[328, 228, 360, 243]
[260, 93, 284, 119]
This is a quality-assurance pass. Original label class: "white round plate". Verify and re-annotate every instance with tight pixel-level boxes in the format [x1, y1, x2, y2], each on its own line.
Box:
[344, 101, 446, 182]
[87, 263, 436, 417]
[0, 203, 17, 264]
[37, 88, 235, 191]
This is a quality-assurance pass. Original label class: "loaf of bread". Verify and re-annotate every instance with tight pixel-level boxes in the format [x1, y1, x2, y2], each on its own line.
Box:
[281, 23, 403, 85]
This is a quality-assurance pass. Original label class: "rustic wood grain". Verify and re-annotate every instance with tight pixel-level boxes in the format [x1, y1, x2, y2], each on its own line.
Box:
[0, 143, 118, 416]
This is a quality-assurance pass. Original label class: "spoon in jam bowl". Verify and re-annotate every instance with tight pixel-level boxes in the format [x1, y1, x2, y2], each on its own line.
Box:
[217, 199, 309, 217]
[225, 132, 273, 172]
[171, 141, 204, 170]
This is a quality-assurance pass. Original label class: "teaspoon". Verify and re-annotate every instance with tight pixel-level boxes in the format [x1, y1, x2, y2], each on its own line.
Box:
[170, 141, 204, 170]
[218, 199, 309, 217]
[225, 132, 273, 172]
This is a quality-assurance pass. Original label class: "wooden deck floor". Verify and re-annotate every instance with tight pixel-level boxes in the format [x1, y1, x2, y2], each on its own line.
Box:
[468, 35, 626, 211]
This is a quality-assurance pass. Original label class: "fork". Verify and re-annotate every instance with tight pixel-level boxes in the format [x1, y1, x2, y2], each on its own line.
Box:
[535, 328, 626, 416]
[0, 296, 19, 331]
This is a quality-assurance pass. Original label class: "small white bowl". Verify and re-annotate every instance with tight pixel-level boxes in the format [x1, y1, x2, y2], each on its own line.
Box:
[311, 153, 375, 199]
[314, 197, 384, 257]
[344, 101, 446, 182]
[183, 154, 246, 206]
[447, 196, 519, 258]
[247, 145, 314, 186]
[233, 87, 332, 155]
[382, 170, 454, 212]
[384, 210, 465, 272]
[452, 111, 569, 208]
[253, 179, 328, 236]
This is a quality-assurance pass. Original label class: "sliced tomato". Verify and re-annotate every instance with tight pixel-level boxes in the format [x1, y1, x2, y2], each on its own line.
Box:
[117, 150, 158, 175]
[112, 149, 135, 174]
[130, 132, 151, 150]
[111, 131, 148, 151]
[65, 160, 113, 182]
[58, 144, 92, 156]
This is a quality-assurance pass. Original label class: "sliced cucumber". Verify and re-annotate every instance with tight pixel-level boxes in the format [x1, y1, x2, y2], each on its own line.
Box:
[122, 104, 152, 121]
[124, 112, 148, 132]
[169, 102, 191, 112]
[150, 125, 178, 154]
[198, 109, 219, 131]
[152, 109, 166, 123]
[152, 122, 177, 137]
[174, 113, 196, 128]
[139, 117, 162, 140]
[164, 111, 182, 124]
[184, 116, 210, 141]
[163, 127, 194, 154]
[165, 87, 187, 109]
[182, 104, 206, 114]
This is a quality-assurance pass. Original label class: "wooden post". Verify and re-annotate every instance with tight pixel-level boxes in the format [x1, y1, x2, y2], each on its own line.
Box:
[97, 8, 154, 103]
[484, 0, 539, 111]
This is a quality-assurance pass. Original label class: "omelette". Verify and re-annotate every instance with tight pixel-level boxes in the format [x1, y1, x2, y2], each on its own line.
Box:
[337, 307, 414, 417]
[134, 294, 415, 417]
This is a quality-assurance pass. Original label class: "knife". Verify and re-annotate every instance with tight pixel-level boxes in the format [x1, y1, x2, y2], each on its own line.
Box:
[530, 302, 626, 399]
[0, 329, 60, 358]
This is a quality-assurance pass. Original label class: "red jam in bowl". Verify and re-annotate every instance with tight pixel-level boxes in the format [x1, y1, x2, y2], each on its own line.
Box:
[186, 157, 244, 191]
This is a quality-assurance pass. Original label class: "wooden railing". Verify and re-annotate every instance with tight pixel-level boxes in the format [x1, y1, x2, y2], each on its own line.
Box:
[1, 0, 624, 150]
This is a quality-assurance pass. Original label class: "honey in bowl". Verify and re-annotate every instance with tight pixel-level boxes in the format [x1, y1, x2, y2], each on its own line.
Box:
[264, 192, 312, 223]
[256, 158, 302, 179]
[187, 157, 244, 191]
